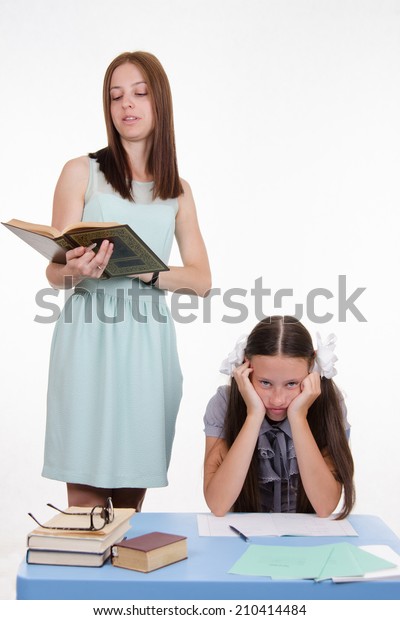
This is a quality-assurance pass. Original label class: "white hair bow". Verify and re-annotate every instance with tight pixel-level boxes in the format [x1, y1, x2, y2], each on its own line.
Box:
[220, 331, 338, 379]
[313, 332, 338, 379]
[219, 334, 248, 376]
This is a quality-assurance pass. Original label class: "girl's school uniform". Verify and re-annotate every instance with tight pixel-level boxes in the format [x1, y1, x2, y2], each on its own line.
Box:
[204, 385, 350, 512]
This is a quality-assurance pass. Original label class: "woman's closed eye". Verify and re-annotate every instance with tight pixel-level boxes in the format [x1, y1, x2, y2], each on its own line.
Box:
[110, 92, 147, 101]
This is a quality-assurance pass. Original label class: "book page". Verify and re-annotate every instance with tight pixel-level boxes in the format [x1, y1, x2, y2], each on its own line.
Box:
[269, 512, 358, 537]
[3, 219, 61, 238]
[197, 512, 358, 537]
[62, 221, 119, 234]
[2, 219, 121, 238]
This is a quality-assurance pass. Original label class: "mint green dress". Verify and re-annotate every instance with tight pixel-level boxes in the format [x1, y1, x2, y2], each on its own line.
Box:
[42, 158, 183, 488]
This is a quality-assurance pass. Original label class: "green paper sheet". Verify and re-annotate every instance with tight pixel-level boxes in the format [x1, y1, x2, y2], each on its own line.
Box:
[228, 543, 396, 580]
[315, 543, 397, 581]
[229, 544, 332, 579]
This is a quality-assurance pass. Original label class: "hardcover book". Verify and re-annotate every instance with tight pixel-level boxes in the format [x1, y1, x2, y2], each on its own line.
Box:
[2, 218, 169, 278]
[26, 546, 114, 567]
[111, 531, 187, 573]
[27, 507, 135, 553]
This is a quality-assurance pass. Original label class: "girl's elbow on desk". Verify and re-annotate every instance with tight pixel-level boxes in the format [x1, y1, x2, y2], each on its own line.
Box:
[208, 504, 230, 518]
[314, 507, 336, 519]
[311, 493, 342, 518]
[205, 495, 231, 517]
[204, 487, 231, 517]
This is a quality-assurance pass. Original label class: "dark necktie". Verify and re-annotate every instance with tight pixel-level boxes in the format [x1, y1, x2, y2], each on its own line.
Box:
[266, 427, 290, 512]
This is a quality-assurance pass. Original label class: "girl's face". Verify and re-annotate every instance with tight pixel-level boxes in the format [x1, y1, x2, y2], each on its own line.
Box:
[109, 62, 154, 144]
[249, 355, 310, 423]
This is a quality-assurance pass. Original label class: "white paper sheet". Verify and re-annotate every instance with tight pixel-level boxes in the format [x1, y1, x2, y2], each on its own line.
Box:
[197, 512, 358, 537]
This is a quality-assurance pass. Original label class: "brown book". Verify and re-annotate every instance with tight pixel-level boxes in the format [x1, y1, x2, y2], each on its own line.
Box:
[2, 218, 169, 278]
[111, 531, 187, 573]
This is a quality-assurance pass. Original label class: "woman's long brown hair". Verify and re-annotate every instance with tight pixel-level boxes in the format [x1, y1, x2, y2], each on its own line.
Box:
[225, 316, 355, 518]
[89, 51, 183, 201]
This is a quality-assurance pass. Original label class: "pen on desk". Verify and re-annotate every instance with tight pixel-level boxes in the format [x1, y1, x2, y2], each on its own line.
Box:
[229, 525, 249, 542]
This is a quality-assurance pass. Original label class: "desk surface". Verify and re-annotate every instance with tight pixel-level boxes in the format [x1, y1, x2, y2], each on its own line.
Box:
[17, 513, 400, 600]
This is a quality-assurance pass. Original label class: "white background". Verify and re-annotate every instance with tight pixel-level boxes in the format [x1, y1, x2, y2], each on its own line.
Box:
[0, 0, 399, 599]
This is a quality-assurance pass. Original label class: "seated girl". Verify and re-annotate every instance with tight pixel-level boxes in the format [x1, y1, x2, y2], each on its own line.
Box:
[203, 316, 355, 518]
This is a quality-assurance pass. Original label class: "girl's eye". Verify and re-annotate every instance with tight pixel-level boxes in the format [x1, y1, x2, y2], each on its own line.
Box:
[260, 381, 271, 388]
[111, 96, 122, 101]
[135, 92, 147, 97]
[287, 382, 298, 388]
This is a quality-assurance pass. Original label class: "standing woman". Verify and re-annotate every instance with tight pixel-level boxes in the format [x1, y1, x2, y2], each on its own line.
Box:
[43, 51, 211, 510]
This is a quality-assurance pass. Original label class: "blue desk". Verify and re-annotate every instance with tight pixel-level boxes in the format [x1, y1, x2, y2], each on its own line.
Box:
[17, 513, 400, 600]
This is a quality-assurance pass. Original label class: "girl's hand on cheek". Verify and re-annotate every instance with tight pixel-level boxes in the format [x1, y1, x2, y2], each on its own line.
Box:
[233, 361, 266, 422]
[287, 371, 321, 422]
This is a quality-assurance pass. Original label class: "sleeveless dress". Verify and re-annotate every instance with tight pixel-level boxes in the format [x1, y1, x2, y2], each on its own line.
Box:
[42, 158, 183, 488]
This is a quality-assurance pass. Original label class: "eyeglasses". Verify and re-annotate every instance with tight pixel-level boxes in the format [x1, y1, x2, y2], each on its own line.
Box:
[28, 497, 114, 532]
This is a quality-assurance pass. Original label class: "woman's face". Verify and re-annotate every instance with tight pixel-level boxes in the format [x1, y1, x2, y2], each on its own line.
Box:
[109, 62, 154, 144]
[249, 355, 310, 423]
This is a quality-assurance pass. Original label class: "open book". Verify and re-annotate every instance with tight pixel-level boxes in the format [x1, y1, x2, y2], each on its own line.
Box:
[2, 218, 169, 278]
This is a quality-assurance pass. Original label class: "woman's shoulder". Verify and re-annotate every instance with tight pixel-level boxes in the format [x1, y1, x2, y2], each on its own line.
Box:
[56, 156, 90, 192]
[179, 177, 190, 191]
[53, 156, 90, 210]
[177, 177, 194, 203]
[61, 155, 90, 177]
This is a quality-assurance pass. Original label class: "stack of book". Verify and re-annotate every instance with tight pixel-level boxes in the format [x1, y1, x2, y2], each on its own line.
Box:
[26, 507, 135, 567]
